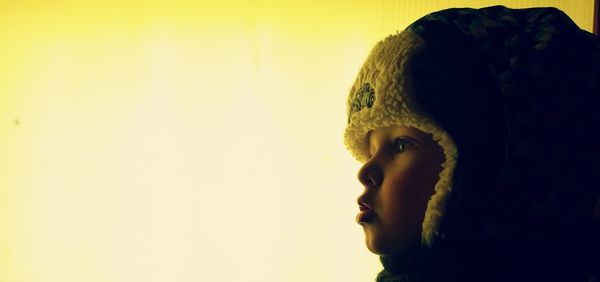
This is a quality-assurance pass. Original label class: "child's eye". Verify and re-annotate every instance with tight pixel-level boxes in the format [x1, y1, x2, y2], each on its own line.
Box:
[394, 138, 411, 153]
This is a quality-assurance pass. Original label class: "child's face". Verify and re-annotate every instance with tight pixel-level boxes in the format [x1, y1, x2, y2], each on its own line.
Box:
[356, 126, 445, 255]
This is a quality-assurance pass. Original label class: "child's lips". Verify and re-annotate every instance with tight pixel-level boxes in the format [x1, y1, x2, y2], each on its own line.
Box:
[356, 209, 376, 223]
[356, 203, 376, 223]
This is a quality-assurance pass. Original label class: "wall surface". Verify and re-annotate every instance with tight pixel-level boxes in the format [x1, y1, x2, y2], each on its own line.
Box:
[0, 1, 594, 282]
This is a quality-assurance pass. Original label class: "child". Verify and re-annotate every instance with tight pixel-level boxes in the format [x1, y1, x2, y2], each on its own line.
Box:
[344, 6, 600, 282]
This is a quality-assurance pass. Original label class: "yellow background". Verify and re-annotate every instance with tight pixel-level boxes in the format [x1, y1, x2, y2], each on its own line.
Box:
[0, 1, 594, 281]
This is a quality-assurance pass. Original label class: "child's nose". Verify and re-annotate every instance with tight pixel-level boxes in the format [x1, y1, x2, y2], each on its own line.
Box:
[357, 160, 382, 188]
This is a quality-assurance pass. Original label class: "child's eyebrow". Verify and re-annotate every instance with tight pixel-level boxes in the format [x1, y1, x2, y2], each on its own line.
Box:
[398, 135, 420, 145]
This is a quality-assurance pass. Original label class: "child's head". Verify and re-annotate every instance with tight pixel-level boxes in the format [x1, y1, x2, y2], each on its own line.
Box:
[345, 30, 458, 253]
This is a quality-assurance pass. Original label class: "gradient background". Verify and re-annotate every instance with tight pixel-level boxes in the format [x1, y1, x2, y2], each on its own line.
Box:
[0, 1, 594, 281]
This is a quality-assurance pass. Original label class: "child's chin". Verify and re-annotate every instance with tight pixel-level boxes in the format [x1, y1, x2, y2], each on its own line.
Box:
[364, 233, 392, 255]
[364, 232, 420, 256]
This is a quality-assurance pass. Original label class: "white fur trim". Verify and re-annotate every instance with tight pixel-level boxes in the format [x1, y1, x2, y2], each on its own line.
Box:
[344, 31, 458, 246]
